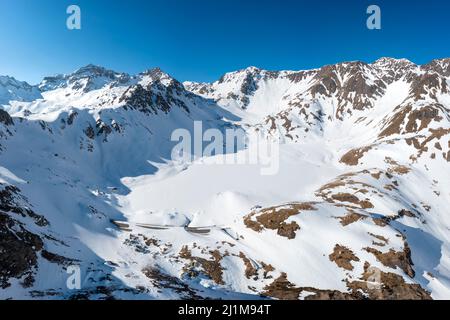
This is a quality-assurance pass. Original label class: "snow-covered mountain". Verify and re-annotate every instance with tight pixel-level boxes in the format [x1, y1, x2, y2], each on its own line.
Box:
[1, 58, 449, 300]
[0, 76, 42, 106]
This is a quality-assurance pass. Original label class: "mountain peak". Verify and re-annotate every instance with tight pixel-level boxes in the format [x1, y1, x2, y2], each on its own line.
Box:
[69, 64, 128, 79]
[0, 75, 42, 105]
[422, 58, 450, 76]
[243, 66, 261, 73]
[39, 64, 130, 93]
[139, 67, 171, 79]
[73, 64, 111, 75]
[0, 74, 16, 83]
[371, 57, 417, 83]
[0, 75, 32, 87]
[136, 67, 178, 88]
[373, 57, 414, 66]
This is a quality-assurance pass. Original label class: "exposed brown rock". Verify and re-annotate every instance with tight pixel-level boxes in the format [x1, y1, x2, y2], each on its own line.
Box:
[409, 73, 448, 100]
[339, 211, 366, 226]
[262, 272, 302, 300]
[379, 105, 411, 138]
[340, 146, 372, 166]
[371, 171, 382, 179]
[244, 203, 316, 239]
[331, 193, 359, 204]
[239, 252, 257, 279]
[398, 209, 417, 218]
[347, 263, 431, 300]
[276, 221, 300, 239]
[261, 262, 275, 279]
[329, 245, 360, 271]
[331, 193, 374, 209]
[368, 233, 389, 246]
[179, 246, 225, 285]
[422, 58, 450, 77]
[263, 265, 431, 300]
[365, 244, 415, 278]
[263, 272, 357, 300]
[372, 216, 391, 227]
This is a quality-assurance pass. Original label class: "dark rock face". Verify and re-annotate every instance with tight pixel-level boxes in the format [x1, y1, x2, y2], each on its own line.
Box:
[0, 109, 14, 126]
[422, 59, 450, 77]
[142, 267, 201, 299]
[0, 213, 43, 289]
[40, 64, 131, 93]
[409, 73, 448, 100]
[41, 250, 75, 266]
[373, 58, 417, 84]
[96, 120, 113, 142]
[240, 73, 259, 103]
[311, 65, 340, 97]
[120, 81, 189, 115]
[0, 185, 49, 227]
[0, 184, 50, 289]
[120, 84, 159, 114]
[84, 125, 95, 139]
[310, 62, 387, 119]
[67, 111, 78, 125]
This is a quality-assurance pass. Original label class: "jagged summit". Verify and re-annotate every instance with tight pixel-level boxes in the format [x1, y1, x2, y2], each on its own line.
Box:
[0, 75, 42, 105]
[422, 58, 450, 76]
[2, 56, 449, 118]
[71, 64, 128, 79]
[139, 67, 166, 76]
[137, 67, 177, 87]
[38, 64, 130, 93]
[239, 66, 262, 74]
[373, 57, 414, 65]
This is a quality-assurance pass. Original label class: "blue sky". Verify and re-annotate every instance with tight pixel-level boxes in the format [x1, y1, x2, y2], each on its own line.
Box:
[0, 0, 449, 84]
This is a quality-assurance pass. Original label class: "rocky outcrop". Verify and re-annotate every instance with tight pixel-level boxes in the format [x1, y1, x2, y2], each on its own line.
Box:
[0, 109, 13, 126]
[0, 213, 43, 289]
